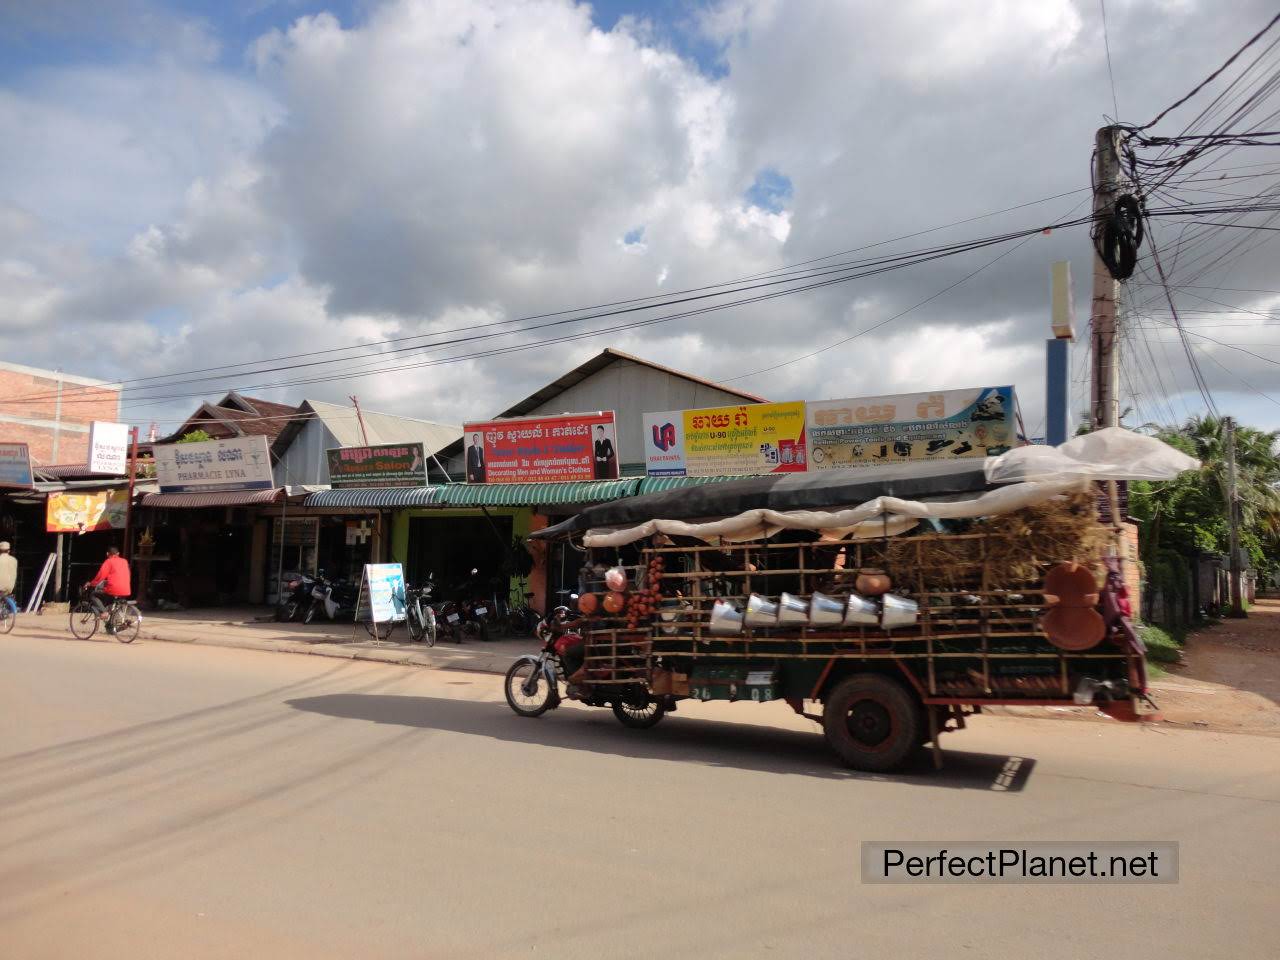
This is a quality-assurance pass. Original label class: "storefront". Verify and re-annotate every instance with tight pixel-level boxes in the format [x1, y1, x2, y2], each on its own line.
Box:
[138, 488, 282, 607]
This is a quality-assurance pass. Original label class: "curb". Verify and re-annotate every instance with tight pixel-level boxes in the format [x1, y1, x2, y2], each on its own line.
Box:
[138, 627, 516, 676]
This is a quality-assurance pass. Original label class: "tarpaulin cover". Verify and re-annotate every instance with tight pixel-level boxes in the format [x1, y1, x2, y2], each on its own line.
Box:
[532, 428, 1198, 548]
[984, 427, 1200, 483]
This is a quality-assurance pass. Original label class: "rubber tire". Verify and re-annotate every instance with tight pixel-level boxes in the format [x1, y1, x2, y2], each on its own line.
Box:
[422, 608, 437, 647]
[612, 699, 667, 730]
[504, 661, 555, 718]
[302, 603, 317, 625]
[69, 601, 99, 641]
[0, 603, 14, 634]
[114, 603, 141, 644]
[822, 673, 922, 772]
[277, 600, 299, 622]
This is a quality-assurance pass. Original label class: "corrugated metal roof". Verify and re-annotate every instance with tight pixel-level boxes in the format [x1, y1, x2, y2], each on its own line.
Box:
[142, 488, 284, 508]
[499, 348, 767, 417]
[438, 479, 640, 507]
[302, 486, 442, 509]
[306, 400, 461, 454]
[635, 475, 738, 494]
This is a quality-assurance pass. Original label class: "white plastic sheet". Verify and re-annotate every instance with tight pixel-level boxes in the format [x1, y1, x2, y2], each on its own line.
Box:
[984, 427, 1199, 484]
[581, 478, 1088, 548]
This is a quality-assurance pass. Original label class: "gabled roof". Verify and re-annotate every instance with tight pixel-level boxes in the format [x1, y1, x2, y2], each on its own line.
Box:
[162, 394, 303, 444]
[498, 348, 767, 417]
[272, 400, 461, 457]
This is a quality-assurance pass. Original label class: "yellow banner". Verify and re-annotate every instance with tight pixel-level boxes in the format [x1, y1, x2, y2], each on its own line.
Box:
[46, 489, 129, 533]
[645, 402, 808, 477]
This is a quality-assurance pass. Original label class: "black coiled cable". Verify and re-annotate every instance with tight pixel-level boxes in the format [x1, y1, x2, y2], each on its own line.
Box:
[1094, 194, 1145, 281]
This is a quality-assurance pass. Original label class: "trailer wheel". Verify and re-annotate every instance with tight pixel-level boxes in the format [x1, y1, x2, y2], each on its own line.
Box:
[822, 674, 922, 772]
[612, 699, 666, 729]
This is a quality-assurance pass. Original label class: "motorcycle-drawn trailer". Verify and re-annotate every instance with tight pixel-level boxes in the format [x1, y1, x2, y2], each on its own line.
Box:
[506, 429, 1197, 772]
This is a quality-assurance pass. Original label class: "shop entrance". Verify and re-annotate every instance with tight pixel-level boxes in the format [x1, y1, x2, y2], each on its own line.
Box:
[406, 515, 512, 597]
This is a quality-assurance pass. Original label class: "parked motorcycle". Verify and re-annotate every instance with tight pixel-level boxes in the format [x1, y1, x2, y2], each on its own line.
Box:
[433, 598, 464, 643]
[303, 573, 360, 624]
[275, 572, 314, 622]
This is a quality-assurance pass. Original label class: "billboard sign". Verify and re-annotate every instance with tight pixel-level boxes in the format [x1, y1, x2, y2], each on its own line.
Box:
[0, 443, 33, 489]
[153, 435, 274, 493]
[327, 442, 427, 488]
[806, 386, 1016, 469]
[462, 412, 619, 483]
[88, 421, 131, 475]
[46, 489, 129, 533]
[643, 402, 807, 477]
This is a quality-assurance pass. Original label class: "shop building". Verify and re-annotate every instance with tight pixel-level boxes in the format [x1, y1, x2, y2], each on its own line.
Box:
[0, 361, 122, 467]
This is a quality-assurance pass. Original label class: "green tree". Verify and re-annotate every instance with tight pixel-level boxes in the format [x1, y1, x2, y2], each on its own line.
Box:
[178, 430, 213, 444]
[1131, 415, 1280, 575]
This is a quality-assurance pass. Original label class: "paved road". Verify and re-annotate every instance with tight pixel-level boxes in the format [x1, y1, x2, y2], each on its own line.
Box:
[2, 633, 1278, 959]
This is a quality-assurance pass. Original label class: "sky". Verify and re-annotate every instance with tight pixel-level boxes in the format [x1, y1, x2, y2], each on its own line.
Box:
[4, 0, 1280, 445]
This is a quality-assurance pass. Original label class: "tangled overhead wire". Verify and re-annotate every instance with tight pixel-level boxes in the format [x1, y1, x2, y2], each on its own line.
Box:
[1094, 193, 1145, 280]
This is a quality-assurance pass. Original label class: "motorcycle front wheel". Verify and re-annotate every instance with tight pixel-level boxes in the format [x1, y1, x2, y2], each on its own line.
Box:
[504, 660, 556, 717]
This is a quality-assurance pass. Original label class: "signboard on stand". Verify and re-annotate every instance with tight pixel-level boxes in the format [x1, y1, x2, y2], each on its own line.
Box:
[806, 386, 1016, 468]
[643, 402, 807, 477]
[153, 435, 273, 493]
[46, 489, 129, 533]
[326, 443, 427, 488]
[355, 563, 407, 640]
[462, 412, 619, 483]
[0, 443, 33, 489]
[88, 421, 131, 475]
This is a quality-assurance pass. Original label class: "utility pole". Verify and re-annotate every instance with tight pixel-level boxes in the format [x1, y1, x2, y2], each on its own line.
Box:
[1090, 126, 1125, 535]
[349, 395, 371, 446]
[1090, 126, 1124, 432]
[1224, 416, 1246, 617]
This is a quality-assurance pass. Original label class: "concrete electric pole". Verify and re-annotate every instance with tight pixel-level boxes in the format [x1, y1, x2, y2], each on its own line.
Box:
[1090, 126, 1125, 432]
[1224, 416, 1246, 617]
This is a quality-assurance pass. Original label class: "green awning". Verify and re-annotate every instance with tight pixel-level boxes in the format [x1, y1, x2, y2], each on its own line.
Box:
[437, 479, 640, 508]
[635, 475, 739, 494]
[303, 486, 442, 509]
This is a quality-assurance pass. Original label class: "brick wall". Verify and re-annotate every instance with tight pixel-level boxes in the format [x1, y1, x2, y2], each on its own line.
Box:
[0, 365, 121, 466]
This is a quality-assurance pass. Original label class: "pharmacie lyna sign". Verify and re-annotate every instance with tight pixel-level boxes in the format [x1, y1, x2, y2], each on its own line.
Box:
[153, 435, 274, 493]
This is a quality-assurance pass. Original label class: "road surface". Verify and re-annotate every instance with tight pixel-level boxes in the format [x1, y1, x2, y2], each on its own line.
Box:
[2, 632, 1277, 959]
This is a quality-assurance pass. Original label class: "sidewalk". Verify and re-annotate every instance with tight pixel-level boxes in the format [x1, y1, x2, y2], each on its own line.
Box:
[15, 607, 529, 675]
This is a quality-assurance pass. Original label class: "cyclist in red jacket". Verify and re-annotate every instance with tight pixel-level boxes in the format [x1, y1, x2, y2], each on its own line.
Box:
[88, 546, 131, 634]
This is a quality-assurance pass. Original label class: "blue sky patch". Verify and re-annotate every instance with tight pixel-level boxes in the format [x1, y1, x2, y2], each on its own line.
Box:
[744, 168, 793, 213]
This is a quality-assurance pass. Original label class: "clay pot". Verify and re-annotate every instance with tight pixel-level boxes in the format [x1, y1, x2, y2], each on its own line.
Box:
[1043, 562, 1100, 608]
[577, 593, 599, 615]
[602, 591, 626, 615]
[855, 570, 892, 596]
[1041, 606, 1106, 651]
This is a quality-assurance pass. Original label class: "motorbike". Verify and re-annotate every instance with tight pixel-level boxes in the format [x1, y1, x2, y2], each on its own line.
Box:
[303, 573, 360, 624]
[275, 572, 314, 622]
[433, 598, 464, 643]
[504, 602, 668, 728]
[456, 568, 493, 642]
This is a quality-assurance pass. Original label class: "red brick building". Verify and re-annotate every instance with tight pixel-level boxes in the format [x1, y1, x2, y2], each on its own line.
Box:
[0, 361, 123, 467]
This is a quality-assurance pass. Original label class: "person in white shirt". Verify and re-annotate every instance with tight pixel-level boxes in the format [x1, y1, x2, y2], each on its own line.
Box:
[0, 542, 17, 598]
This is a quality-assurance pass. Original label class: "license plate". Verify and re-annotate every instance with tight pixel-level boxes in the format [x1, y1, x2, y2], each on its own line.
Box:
[447, 613, 460, 623]
[474, 606, 488, 615]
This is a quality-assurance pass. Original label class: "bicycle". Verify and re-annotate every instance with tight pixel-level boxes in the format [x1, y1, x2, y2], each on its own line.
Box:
[0, 591, 16, 635]
[506, 577, 539, 636]
[69, 587, 141, 643]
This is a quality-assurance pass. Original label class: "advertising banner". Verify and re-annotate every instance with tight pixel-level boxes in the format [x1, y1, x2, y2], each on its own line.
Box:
[327, 442, 427, 488]
[153, 435, 274, 493]
[88, 421, 131, 475]
[359, 563, 407, 624]
[462, 412, 619, 484]
[46, 489, 129, 533]
[0, 443, 33, 489]
[643, 402, 807, 477]
[806, 386, 1016, 469]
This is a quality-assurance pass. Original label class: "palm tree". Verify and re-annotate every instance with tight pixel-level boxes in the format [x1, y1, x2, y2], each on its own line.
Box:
[1171, 415, 1280, 535]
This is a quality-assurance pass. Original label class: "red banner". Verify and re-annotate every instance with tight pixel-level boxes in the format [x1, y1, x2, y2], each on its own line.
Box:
[462, 412, 619, 483]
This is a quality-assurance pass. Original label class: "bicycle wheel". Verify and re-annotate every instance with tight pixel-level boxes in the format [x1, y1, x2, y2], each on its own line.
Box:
[69, 601, 99, 640]
[0, 602, 15, 635]
[113, 603, 141, 644]
[364, 619, 398, 640]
